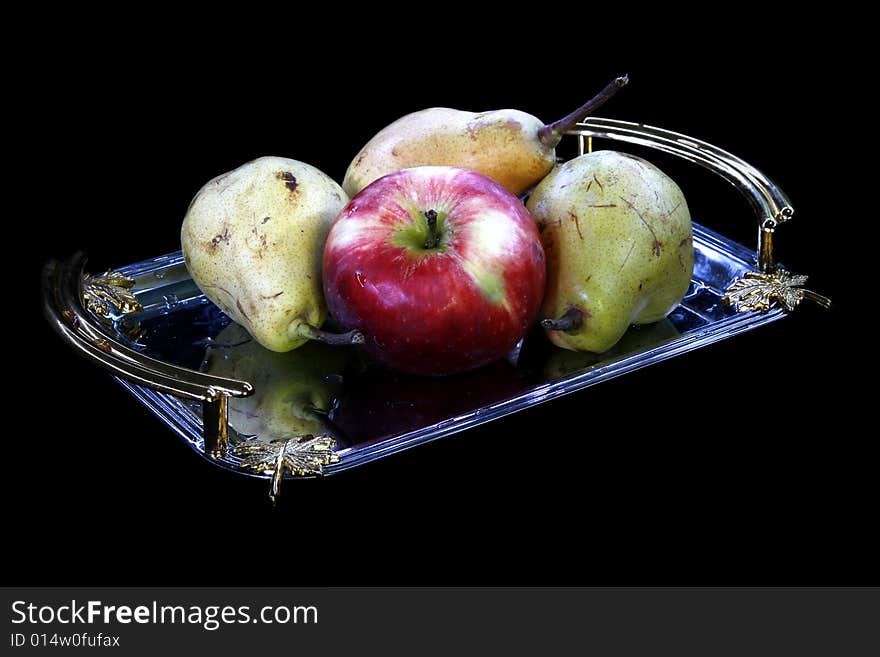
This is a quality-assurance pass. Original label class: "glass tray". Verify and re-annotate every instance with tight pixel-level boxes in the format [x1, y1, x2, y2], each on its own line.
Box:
[110, 220, 782, 477]
[44, 118, 824, 495]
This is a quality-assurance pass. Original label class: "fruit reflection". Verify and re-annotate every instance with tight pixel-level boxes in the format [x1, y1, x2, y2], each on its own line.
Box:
[330, 358, 524, 443]
[543, 319, 681, 380]
[202, 323, 351, 442]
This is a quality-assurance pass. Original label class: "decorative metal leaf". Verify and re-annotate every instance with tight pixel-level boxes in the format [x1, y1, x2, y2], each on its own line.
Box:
[778, 284, 803, 312]
[724, 275, 774, 312]
[234, 435, 339, 502]
[80, 270, 144, 339]
[723, 269, 830, 313]
[82, 271, 142, 318]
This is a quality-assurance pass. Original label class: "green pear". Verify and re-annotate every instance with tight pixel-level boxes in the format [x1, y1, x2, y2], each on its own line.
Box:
[182, 156, 362, 352]
[527, 150, 694, 353]
[343, 76, 628, 198]
[203, 323, 350, 440]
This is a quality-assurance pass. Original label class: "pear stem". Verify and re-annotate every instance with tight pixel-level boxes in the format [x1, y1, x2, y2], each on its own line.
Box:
[297, 323, 365, 346]
[423, 209, 441, 249]
[538, 75, 629, 148]
[541, 307, 586, 333]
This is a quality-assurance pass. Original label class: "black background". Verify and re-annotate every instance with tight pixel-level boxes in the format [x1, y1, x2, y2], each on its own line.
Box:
[13, 23, 862, 586]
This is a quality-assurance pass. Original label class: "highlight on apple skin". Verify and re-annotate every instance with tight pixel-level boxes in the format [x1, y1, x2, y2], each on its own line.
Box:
[323, 166, 546, 376]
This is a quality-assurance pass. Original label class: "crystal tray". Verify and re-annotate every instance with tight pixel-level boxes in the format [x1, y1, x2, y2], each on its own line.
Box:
[42, 118, 827, 499]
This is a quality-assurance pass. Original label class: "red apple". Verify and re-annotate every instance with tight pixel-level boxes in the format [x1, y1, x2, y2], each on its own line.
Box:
[323, 166, 545, 375]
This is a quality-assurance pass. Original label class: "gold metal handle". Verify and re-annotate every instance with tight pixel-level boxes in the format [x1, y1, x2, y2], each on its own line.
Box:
[41, 252, 254, 455]
[567, 118, 830, 312]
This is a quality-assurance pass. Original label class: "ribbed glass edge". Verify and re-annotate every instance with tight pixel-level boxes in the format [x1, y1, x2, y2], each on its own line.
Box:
[116, 252, 185, 278]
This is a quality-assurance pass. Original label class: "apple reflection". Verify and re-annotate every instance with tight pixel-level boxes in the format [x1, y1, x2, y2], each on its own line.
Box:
[330, 358, 526, 443]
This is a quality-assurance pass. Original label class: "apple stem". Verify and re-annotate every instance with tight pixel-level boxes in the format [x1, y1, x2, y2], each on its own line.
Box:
[423, 209, 441, 249]
[541, 307, 586, 333]
[538, 75, 629, 149]
[297, 323, 365, 346]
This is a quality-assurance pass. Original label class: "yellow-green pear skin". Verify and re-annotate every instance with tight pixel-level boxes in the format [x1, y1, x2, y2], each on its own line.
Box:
[203, 323, 349, 439]
[342, 77, 629, 198]
[343, 108, 555, 197]
[527, 150, 694, 353]
[181, 156, 349, 352]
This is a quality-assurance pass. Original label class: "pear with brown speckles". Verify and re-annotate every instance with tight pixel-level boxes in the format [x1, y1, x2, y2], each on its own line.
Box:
[181, 156, 362, 352]
[343, 76, 628, 198]
[526, 150, 693, 353]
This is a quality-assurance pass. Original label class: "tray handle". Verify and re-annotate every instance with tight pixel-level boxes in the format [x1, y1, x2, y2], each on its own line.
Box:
[566, 118, 831, 312]
[42, 252, 253, 457]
